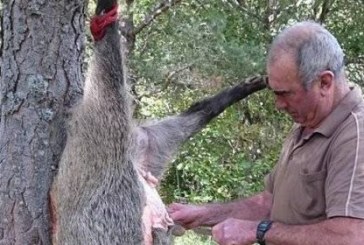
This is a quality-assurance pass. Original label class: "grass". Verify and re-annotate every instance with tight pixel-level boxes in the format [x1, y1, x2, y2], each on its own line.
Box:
[174, 231, 217, 245]
[174, 230, 260, 245]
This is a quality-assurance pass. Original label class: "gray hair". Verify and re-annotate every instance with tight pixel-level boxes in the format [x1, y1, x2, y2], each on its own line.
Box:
[268, 21, 345, 89]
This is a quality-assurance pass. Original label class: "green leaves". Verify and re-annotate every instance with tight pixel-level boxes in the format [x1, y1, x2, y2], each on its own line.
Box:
[88, 0, 364, 204]
[158, 90, 291, 204]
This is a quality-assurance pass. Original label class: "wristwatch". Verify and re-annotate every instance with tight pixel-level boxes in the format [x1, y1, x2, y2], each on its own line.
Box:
[256, 220, 273, 245]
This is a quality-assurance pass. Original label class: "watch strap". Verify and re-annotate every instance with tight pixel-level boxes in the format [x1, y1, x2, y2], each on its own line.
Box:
[256, 219, 273, 245]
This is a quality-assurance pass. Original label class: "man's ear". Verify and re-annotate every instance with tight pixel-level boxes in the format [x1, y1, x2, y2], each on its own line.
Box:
[319, 70, 334, 96]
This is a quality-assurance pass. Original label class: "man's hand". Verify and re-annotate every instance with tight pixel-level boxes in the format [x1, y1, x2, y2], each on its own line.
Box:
[168, 203, 209, 229]
[212, 218, 258, 245]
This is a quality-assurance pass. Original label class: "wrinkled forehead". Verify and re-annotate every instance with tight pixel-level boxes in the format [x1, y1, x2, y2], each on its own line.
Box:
[267, 49, 297, 70]
[266, 54, 300, 89]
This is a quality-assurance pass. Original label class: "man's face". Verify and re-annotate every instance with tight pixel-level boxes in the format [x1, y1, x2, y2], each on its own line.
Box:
[267, 55, 323, 128]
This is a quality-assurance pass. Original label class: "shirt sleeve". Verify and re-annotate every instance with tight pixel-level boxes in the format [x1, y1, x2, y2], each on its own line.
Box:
[264, 165, 277, 194]
[325, 115, 364, 219]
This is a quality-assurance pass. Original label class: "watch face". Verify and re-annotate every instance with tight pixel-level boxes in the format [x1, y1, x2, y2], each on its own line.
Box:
[258, 220, 272, 232]
[256, 220, 273, 243]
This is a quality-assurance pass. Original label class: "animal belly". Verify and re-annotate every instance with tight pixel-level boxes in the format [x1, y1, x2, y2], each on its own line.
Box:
[139, 172, 174, 245]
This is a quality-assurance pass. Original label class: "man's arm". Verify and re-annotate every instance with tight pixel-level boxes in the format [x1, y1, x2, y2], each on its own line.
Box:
[212, 217, 364, 245]
[168, 191, 272, 229]
[266, 217, 364, 245]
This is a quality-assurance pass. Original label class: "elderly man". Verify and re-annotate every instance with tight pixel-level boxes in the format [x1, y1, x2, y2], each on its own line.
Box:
[168, 21, 364, 245]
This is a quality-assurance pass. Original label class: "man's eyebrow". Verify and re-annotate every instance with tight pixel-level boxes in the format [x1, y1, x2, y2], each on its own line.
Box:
[272, 90, 289, 96]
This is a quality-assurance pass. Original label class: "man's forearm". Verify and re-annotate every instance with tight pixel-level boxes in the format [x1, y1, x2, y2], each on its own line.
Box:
[266, 217, 364, 245]
[202, 191, 272, 226]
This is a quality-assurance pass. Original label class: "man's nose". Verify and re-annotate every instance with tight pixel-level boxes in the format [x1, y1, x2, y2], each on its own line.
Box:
[275, 97, 287, 110]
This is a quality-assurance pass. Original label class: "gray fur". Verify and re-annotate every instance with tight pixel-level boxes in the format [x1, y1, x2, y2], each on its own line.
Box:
[132, 113, 202, 179]
[133, 75, 267, 180]
[52, 20, 144, 244]
[51, 1, 266, 243]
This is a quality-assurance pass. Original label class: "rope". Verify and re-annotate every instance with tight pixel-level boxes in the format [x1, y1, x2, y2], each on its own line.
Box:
[90, 4, 119, 41]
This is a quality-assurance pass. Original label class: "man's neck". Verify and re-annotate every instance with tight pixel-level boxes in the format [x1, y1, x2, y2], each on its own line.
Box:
[333, 83, 350, 107]
[304, 83, 350, 131]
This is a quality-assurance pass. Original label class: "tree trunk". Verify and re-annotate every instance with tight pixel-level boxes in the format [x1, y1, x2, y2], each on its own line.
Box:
[0, 1, 85, 244]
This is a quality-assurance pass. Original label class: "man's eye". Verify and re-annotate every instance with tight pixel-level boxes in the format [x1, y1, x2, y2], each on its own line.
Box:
[275, 91, 288, 96]
[274, 91, 293, 99]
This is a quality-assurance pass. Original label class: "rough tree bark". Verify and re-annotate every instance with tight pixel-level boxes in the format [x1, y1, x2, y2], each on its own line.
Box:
[0, 1, 85, 244]
[0, 0, 185, 243]
[0, 0, 264, 244]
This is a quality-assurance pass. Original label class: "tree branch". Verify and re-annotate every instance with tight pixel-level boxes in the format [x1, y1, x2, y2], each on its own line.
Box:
[313, 0, 335, 24]
[345, 56, 364, 66]
[224, 0, 265, 24]
[162, 63, 194, 90]
[133, 0, 182, 36]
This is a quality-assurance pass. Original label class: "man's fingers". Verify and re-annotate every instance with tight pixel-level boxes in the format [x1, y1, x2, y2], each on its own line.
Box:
[171, 224, 186, 236]
[212, 224, 223, 244]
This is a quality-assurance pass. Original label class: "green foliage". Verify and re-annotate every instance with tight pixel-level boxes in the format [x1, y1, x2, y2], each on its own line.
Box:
[174, 231, 217, 245]
[159, 90, 291, 203]
[127, 0, 364, 207]
[88, 0, 364, 209]
[131, 0, 267, 90]
[84, 1, 364, 243]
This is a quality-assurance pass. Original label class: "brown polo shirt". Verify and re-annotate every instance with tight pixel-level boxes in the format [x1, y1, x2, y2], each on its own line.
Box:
[265, 85, 364, 225]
